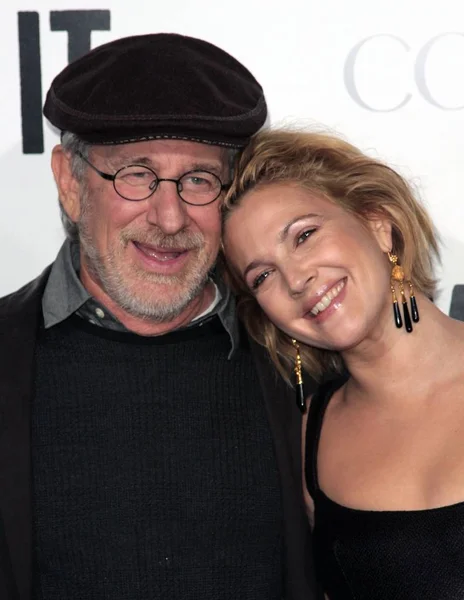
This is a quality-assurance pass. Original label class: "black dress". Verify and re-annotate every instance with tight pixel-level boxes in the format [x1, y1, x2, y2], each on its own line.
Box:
[306, 378, 464, 599]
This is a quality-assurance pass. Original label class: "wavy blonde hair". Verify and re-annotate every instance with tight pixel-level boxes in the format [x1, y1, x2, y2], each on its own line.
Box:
[222, 129, 440, 383]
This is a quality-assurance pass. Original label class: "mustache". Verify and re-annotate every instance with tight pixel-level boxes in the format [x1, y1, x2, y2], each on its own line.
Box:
[120, 227, 204, 250]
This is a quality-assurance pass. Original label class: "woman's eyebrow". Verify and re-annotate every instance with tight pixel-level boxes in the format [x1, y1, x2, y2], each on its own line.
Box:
[278, 213, 319, 243]
[243, 260, 264, 280]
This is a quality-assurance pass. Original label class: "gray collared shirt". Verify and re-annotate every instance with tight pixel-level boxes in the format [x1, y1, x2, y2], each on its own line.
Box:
[42, 240, 239, 356]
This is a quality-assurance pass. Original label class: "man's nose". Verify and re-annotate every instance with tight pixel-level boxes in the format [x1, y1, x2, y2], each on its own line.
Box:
[145, 180, 189, 235]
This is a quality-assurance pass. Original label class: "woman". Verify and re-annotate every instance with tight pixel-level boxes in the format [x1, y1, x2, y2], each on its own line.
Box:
[222, 129, 464, 599]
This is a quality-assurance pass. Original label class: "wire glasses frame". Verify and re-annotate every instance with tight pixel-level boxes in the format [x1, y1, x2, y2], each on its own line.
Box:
[76, 151, 229, 206]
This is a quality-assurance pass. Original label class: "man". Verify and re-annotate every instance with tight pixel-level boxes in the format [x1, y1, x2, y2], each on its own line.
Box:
[0, 34, 318, 599]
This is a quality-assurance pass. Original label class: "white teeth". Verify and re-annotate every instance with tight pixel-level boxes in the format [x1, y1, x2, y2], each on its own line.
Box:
[142, 248, 182, 260]
[153, 254, 181, 261]
[310, 280, 345, 316]
[321, 296, 332, 307]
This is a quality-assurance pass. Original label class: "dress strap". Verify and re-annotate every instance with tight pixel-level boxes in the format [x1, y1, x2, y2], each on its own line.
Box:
[305, 375, 347, 497]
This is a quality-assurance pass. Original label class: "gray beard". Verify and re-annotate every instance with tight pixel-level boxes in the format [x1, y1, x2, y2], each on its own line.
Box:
[78, 207, 212, 323]
[82, 242, 210, 322]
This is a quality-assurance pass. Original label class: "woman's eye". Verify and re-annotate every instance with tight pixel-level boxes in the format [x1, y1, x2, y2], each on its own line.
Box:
[251, 271, 270, 290]
[296, 228, 316, 245]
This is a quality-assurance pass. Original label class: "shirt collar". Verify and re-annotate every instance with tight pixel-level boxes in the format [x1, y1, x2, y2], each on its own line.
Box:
[42, 240, 90, 327]
[42, 239, 239, 355]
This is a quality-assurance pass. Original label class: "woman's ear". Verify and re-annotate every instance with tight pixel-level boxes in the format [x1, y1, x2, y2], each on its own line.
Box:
[367, 215, 393, 253]
[51, 145, 82, 223]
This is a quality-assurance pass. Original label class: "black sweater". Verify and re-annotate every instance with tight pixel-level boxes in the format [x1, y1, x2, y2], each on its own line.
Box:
[32, 315, 282, 600]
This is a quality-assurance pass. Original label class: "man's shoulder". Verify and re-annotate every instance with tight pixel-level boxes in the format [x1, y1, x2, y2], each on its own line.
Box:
[0, 266, 52, 322]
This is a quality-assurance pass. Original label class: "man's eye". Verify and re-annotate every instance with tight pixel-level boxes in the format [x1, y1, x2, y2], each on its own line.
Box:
[119, 171, 152, 186]
[125, 171, 150, 179]
[297, 228, 316, 245]
[251, 271, 270, 290]
[182, 173, 215, 191]
[189, 176, 209, 185]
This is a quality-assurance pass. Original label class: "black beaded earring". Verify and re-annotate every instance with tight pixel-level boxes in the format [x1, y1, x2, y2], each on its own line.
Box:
[409, 281, 420, 324]
[292, 339, 306, 413]
[388, 252, 419, 332]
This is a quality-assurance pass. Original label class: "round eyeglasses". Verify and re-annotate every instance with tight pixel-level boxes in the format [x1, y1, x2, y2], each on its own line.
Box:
[77, 151, 229, 206]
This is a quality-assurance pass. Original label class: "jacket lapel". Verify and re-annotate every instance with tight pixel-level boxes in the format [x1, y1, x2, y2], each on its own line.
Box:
[250, 340, 322, 600]
[0, 268, 51, 600]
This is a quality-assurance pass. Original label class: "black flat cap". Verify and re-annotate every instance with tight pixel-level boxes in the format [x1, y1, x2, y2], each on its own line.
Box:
[43, 33, 267, 148]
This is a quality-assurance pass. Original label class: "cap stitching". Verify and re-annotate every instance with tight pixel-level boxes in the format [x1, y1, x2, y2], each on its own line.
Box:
[89, 134, 244, 148]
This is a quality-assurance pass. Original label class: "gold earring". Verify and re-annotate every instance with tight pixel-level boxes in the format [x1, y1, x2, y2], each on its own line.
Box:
[388, 252, 415, 332]
[292, 339, 305, 413]
[388, 252, 402, 329]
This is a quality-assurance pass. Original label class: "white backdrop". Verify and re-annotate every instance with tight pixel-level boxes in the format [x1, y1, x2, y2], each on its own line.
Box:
[1, 0, 464, 314]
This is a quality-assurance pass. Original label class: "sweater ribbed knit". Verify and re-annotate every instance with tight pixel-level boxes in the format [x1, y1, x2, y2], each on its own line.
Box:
[31, 315, 283, 600]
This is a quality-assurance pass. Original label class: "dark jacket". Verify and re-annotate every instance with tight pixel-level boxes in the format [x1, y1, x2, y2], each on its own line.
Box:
[0, 267, 321, 600]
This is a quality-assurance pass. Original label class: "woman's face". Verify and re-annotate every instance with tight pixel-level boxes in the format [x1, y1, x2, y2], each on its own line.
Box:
[223, 182, 393, 352]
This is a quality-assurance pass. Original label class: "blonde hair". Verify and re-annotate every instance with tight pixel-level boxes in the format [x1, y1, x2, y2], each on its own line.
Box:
[222, 129, 440, 383]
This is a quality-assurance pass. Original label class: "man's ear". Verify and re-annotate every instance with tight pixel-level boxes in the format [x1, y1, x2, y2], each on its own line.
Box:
[367, 214, 393, 253]
[51, 145, 82, 223]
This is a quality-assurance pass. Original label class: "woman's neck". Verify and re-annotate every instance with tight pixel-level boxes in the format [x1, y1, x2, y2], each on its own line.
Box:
[340, 295, 464, 407]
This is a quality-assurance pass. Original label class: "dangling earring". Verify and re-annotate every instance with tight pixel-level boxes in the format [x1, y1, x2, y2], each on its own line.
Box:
[389, 266, 402, 329]
[388, 252, 417, 332]
[409, 281, 420, 323]
[292, 339, 306, 413]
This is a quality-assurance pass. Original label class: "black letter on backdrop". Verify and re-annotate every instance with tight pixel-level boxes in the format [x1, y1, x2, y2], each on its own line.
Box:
[18, 12, 44, 154]
[450, 285, 464, 322]
[50, 10, 111, 62]
[17, 10, 111, 154]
